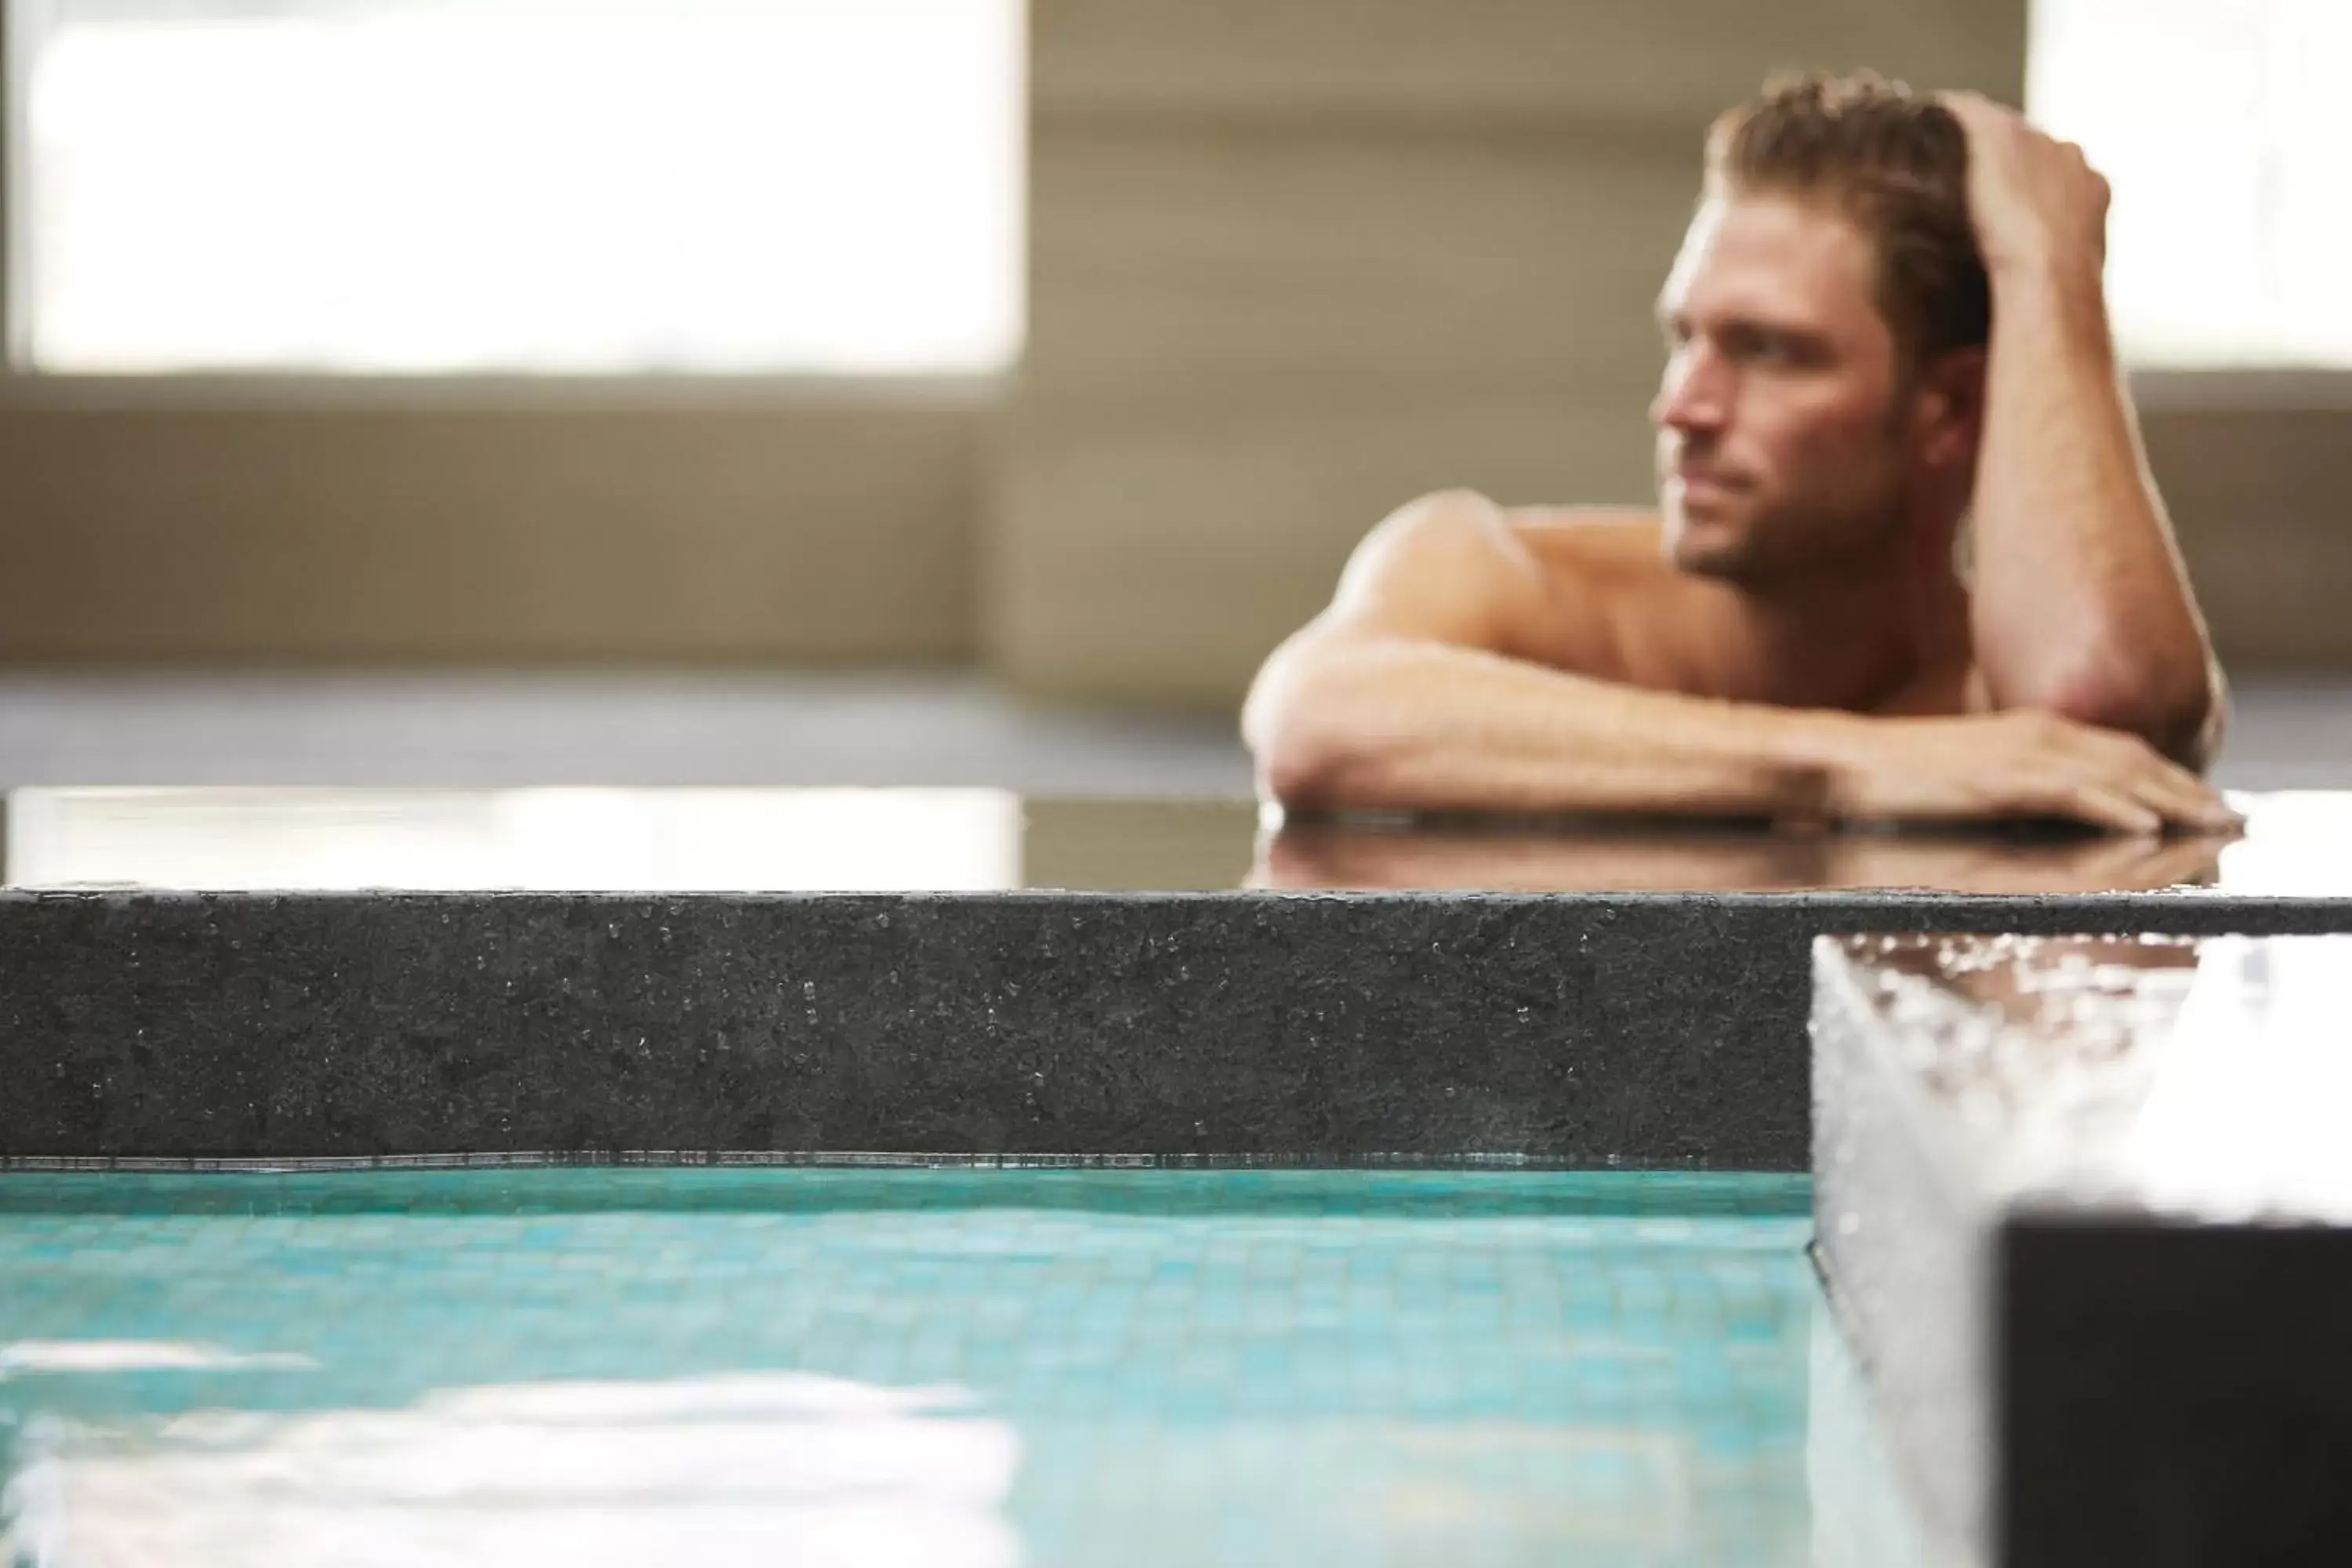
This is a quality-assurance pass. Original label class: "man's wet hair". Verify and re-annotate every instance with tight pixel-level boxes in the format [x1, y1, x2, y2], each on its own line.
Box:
[1705, 71, 1991, 381]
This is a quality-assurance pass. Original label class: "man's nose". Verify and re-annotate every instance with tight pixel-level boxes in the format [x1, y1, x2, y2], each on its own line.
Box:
[1650, 346, 1731, 433]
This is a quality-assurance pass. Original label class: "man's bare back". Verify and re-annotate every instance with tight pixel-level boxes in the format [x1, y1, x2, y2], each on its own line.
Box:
[1243, 80, 2235, 836]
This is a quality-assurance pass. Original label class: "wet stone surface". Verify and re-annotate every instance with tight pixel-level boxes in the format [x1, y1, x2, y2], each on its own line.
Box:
[1814, 933, 2352, 1568]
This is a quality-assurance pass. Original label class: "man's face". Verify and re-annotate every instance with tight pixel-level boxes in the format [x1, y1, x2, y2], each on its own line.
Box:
[1650, 193, 1921, 583]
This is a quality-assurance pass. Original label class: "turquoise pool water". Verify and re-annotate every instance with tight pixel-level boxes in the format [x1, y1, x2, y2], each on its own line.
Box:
[0, 1169, 1908, 1566]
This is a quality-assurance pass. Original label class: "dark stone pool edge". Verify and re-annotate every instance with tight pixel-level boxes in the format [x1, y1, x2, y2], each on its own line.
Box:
[0, 1150, 1743, 1173]
[6, 888, 2352, 1167]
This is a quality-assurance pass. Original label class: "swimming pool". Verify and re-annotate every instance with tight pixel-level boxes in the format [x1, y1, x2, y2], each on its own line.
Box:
[0, 1167, 1913, 1566]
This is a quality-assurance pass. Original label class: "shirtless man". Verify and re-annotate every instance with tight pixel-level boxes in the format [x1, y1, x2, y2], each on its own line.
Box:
[1243, 74, 2238, 834]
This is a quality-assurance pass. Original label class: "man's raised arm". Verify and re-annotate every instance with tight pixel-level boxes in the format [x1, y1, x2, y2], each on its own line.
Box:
[1241, 491, 2230, 830]
[1943, 93, 2227, 769]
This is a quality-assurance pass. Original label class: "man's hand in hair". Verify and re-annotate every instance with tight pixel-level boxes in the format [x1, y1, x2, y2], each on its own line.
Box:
[1938, 91, 2110, 284]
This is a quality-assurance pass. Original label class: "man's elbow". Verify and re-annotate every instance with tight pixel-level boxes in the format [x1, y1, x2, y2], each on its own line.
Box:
[1248, 700, 1363, 812]
[1257, 736, 1343, 812]
[1244, 655, 1392, 813]
[2034, 650, 2224, 771]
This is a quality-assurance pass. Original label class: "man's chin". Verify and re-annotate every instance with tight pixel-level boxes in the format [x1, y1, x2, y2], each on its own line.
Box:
[1662, 508, 1754, 579]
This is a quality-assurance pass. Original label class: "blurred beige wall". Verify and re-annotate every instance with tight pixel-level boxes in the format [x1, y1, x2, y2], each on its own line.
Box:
[0, 390, 981, 664]
[2142, 396, 2352, 670]
[0, 1, 2345, 693]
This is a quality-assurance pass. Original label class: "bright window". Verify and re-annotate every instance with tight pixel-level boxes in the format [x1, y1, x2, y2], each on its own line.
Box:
[2029, 0, 2352, 368]
[10, 0, 1025, 375]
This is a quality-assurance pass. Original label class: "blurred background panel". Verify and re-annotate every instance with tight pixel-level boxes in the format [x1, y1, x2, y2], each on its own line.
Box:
[0, 0, 2343, 781]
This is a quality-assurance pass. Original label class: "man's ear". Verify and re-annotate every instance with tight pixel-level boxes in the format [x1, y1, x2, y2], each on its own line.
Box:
[1912, 347, 1987, 471]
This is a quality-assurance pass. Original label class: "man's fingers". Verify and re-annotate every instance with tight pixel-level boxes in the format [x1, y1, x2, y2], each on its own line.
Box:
[2058, 782, 2164, 835]
[2116, 767, 2222, 826]
[2082, 733, 2242, 830]
[2168, 786, 2243, 833]
[1936, 89, 2020, 136]
[2121, 763, 2243, 831]
[2105, 770, 2230, 833]
[2122, 739, 2219, 799]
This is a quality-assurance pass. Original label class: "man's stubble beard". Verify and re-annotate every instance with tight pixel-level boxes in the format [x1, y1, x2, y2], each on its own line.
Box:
[1664, 480, 1911, 589]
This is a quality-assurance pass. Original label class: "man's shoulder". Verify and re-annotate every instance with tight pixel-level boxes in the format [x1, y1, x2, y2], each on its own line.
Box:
[1497, 506, 1759, 681]
[1503, 506, 1670, 586]
[1504, 503, 1662, 545]
[1334, 494, 1673, 660]
[1483, 504, 1684, 673]
[1357, 495, 1658, 565]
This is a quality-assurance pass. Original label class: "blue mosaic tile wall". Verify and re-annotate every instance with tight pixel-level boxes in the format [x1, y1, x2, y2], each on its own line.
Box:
[0, 1170, 1898, 1566]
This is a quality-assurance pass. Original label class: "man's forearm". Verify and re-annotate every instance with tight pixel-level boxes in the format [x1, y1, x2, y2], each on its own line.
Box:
[1967, 262, 2218, 757]
[1247, 634, 1864, 816]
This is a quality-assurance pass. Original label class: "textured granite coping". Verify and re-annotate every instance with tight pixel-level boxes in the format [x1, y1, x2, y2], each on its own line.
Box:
[1813, 933, 2352, 1567]
[4, 788, 2352, 1167]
